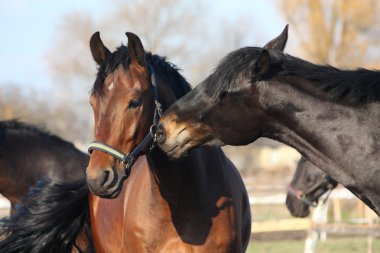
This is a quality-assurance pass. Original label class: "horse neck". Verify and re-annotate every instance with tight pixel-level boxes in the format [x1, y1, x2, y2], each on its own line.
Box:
[257, 77, 379, 185]
[2, 130, 87, 180]
[145, 148, 203, 200]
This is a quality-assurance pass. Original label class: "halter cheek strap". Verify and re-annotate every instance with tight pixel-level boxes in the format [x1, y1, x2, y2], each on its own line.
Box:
[87, 63, 162, 176]
[287, 175, 337, 208]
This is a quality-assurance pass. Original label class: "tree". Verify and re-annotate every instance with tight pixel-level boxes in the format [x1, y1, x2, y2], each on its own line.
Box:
[278, 0, 380, 68]
[0, 83, 92, 144]
[46, 0, 257, 88]
[43, 0, 259, 144]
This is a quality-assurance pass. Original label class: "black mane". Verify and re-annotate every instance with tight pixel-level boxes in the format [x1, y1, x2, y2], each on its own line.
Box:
[0, 178, 93, 253]
[0, 120, 49, 136]
[209, 47, 380, 104]
[276, 52, 380, 104]
[92, 45, 191, 99]
[205, 47, 260, 98]
[0, 120, 75, 147]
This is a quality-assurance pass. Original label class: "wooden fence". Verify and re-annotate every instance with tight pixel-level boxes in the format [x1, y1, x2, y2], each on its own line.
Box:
[246, 181, 380, 253]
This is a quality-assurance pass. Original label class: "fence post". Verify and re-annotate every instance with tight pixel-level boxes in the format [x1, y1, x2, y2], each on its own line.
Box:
[304, 193, 329, 253]
[333, 197, 342, 222]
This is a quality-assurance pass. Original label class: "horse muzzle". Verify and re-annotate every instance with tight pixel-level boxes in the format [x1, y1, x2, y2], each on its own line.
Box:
[86, 156, 126, 199]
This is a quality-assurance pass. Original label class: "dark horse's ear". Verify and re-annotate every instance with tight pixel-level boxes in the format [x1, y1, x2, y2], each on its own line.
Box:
[126, 32, 146, 67]
[90, 32, 111, 65]
[253, 49, 271, 79]
[263, 24, 288, 52]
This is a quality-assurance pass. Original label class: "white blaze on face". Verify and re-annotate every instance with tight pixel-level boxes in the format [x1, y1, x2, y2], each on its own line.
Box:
[108, 82, 114, 91]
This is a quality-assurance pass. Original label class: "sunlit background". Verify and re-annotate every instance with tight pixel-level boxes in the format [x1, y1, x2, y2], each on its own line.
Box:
[1, 0, 380, 252]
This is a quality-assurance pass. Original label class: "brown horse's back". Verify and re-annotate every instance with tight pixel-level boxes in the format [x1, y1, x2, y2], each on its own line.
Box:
[90, 148, 251, 253]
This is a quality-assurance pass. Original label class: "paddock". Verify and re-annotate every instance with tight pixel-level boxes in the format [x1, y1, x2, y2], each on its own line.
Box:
[1, 180, 378, 253]
[246, 179, 380, 253]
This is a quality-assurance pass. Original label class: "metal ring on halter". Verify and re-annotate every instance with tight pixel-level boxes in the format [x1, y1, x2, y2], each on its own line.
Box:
[150, 125, 157, 138]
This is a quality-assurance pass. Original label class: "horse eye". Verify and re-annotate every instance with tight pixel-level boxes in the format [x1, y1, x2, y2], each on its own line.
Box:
[128, 99, 142, 109]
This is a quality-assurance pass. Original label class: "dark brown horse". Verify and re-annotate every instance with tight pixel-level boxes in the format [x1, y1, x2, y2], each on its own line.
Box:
[85, 32, 250, 252]
[0, 121, 93, 252]
[0, 120, 88, 213]
[287, 157, 337, 217]
[157, 25, 380, 215]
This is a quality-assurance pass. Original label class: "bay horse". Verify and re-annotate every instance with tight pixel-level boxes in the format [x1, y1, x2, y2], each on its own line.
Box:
[156, 25, 380, 215]
[287, 157, 337, 217]
[86, 31, 251, 252]
[0, 32, 251, 253]
[0, 120, 88, 213]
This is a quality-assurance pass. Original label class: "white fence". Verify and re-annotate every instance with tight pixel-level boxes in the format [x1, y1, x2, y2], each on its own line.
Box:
[248, 184, 380, 253]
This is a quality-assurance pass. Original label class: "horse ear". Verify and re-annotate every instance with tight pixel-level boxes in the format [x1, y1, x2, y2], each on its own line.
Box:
[126, 32, 146, 67]
[90, 32, 111, 65]
[263, 24, 288, 52]
[253, 49, 271, 79]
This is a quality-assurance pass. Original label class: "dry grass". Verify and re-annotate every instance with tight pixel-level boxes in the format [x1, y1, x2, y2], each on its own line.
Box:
[247, 237, 380, 253]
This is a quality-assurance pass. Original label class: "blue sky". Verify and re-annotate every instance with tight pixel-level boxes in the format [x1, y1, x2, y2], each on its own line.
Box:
[0, 0, 285, 90]
[0, 0, 109, 89]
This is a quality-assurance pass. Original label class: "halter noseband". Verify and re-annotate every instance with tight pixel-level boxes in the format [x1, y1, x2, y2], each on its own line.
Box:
[288, 175, 337, 207]
[87, 63, 162, 177]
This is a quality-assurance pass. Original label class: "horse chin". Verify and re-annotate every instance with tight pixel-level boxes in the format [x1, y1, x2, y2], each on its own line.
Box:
[100, 181, 125, 199]
[286, 196, 310, 217]
[165, 143, 192, 159]
[292, 208, 310, 218]
[288, 203, 310, 218]
[89, 181, 124, 199]
[87, 173, 127, 199]
[164, 136, 224, 159]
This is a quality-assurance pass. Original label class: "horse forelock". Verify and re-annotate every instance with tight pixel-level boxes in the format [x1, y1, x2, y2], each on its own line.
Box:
[91, 45, 191, 100]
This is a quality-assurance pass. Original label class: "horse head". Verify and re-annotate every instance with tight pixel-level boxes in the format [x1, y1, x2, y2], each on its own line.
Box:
[87, 32, 157, 198]
[156, 25, 289, 158]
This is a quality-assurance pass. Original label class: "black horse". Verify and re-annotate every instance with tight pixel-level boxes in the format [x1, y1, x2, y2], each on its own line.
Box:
[157, 25, 380, 215]
[0, 120, 88, 213]
[287, 157, 337, 217]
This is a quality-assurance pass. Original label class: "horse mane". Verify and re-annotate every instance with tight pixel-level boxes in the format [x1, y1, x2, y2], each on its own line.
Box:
[276, 52, 380, 104]
[0, 120, 50, 136]
[206, 47, 260, 99]
[209, 47, 380, 104]
[0, 177, 94, 253]
[92, 45, 191, 100]
[0, 120, 77, 148]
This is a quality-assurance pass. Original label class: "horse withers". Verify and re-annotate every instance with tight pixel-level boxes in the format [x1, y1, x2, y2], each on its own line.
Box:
[156, 25, 380, 215]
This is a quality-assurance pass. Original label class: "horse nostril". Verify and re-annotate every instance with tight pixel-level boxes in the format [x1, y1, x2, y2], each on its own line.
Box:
[155, 123, 166, 145]
[101, 168, 115, 188]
